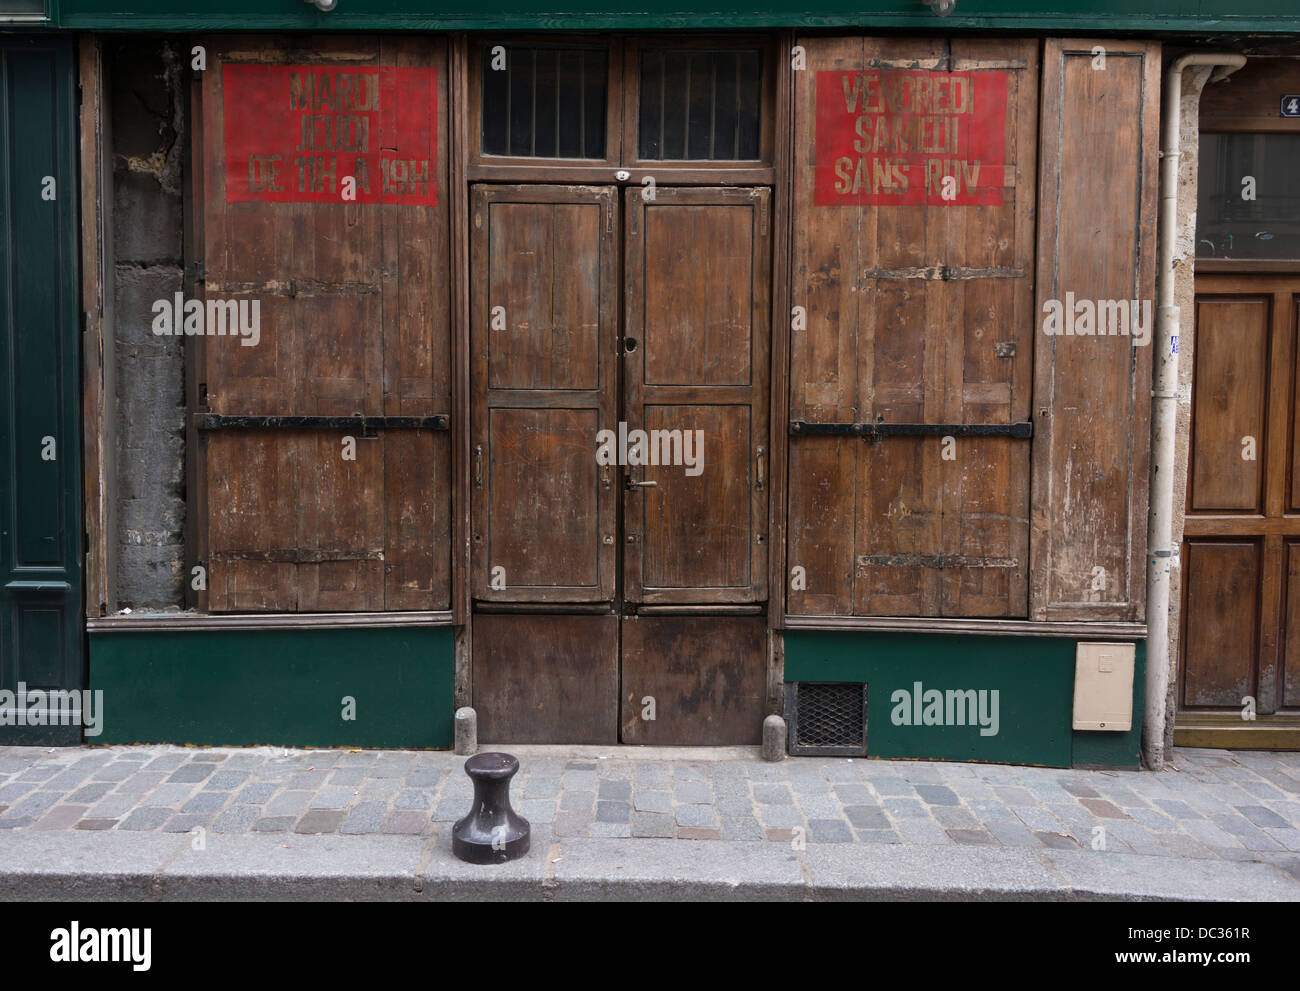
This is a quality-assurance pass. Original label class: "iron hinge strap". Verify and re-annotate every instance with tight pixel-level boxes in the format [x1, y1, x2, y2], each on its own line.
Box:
[789, 420, 1033, 439]
[196, 414, 450, 432]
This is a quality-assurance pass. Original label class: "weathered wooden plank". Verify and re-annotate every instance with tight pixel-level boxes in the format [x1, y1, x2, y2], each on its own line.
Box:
[1030, 38, 1159, 622]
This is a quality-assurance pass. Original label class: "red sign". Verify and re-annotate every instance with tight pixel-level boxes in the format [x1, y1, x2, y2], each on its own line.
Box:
[814, 69, 1007, 207]
[222, 64, 437, 206]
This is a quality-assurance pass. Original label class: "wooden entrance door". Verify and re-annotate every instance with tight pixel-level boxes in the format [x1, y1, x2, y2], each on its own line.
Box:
[470, 184, 619, 605]
[470, 183, 770, 743]
[622, 186, 771, 606]
[1179, 274, 1300, 731]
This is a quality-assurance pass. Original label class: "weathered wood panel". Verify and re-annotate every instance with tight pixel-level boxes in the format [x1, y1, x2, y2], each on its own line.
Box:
[1189, 297, 1269, 513]
[473, 613, 618, 744]
[1180, 540, 1259, 709]
[470, 184, 618, 604]
[197, 36, 452, 612]
[620, 615, 766, 745]
[1030, 38, 1159, 623]
[788, 36, 1037, 619]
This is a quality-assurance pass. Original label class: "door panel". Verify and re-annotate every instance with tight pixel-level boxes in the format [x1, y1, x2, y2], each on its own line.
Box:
[473, 613, 618, 744]
[1181, 539, 1260, 709]
[623, 186, 770, 605]
[620, 615, 765, 744]
[1190, 297, 1269, 513]
[487, 201, 603, 392]
[471, 185, 618, 603]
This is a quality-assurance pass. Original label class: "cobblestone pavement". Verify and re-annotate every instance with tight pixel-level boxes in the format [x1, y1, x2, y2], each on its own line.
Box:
[1, 745, 1298, 878]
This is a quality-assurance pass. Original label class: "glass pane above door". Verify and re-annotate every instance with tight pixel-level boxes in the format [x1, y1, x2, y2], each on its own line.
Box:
[481, 44, 608, 159]
[1197, 132, 1300, 261]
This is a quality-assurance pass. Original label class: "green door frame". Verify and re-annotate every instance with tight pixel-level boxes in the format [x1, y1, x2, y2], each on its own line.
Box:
[0, 34, 84, 746]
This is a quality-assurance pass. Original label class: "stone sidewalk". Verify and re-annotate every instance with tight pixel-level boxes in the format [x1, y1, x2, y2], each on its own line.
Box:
[2, 743, 1300, 899]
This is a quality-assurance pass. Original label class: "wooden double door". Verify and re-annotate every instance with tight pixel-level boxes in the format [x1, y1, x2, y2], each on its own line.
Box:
[1179, 273, 1300, 739]
[469, 183, 771, 743]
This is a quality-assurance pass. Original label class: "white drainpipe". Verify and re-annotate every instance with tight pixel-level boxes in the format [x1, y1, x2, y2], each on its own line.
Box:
[1145, 52, 1246, 770]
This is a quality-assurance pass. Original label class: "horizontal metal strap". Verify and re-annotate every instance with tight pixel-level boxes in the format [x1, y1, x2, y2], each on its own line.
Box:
[196, 414, 449, 431]
[790, 421, 1032, 439]
[858, 554, 1019, 569]
[209, 549, 384, 563]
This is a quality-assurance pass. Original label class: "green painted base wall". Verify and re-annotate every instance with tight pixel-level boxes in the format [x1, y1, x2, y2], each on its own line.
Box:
[784, 631, 1144, 769]
[90, 626, 455, 748]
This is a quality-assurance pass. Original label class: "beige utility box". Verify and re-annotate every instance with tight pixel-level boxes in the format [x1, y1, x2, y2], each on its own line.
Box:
[1072, 643, 1136, 731]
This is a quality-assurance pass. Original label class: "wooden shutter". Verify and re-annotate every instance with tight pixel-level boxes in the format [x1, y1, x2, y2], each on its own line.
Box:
[195, 37, 451, 612]
[1030, 39, 1160, 622]
[787, 37, 1038, 618]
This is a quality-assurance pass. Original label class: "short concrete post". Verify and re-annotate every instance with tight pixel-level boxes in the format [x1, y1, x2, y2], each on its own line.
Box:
[762, 713, 787, 762]
[454, 706, 477, 756]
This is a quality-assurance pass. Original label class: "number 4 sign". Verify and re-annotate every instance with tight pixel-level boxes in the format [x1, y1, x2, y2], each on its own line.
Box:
[1282, 95, 1300, 118]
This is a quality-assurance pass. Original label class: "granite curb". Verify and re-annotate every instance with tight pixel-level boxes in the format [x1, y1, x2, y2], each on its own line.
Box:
[2, 829, 1298, 902]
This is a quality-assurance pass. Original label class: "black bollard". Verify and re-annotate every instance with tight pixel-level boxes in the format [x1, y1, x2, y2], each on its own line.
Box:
[451, 752, 530, 864]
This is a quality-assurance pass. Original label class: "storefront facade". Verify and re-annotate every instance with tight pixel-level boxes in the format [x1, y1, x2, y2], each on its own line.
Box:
[1, 1, 1296, 766]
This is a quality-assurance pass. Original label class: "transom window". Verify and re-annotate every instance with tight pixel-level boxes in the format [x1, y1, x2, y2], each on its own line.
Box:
[1197, 132, 1300, 261]
[480, 44, 608, 159]
[473, 36, 773, 173]
[636, 48, 763, 161]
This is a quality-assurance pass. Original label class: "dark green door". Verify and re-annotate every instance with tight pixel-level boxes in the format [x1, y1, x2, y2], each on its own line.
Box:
[0, 36, 84, 745]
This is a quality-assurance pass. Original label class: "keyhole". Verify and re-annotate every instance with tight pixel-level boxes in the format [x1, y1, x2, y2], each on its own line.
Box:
[624, 337, 638, 353]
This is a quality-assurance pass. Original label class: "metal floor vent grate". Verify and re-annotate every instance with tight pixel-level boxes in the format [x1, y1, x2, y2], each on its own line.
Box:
[787, 682, 868, 756]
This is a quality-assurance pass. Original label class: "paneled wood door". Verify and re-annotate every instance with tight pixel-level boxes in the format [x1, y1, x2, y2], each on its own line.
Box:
[1180, 274, 1300, 722]
[470, 183, 771, 743]
[471, 183, 770, 607]
[470, 184, 620, 605]
[623, 186, 771, 606]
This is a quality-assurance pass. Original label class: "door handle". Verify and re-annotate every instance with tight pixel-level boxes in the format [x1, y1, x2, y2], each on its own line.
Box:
[475, 444, 483, 487]
[756, 446, 765, 490]
[625, 470, 657, 490]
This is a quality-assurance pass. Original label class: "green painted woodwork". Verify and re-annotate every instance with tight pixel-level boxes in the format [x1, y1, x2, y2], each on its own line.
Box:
[48, 0, 1300, 33]
[0, 36, 83, 747]
[784, 631, 1144, 769]
[89, 626, 456, 748]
